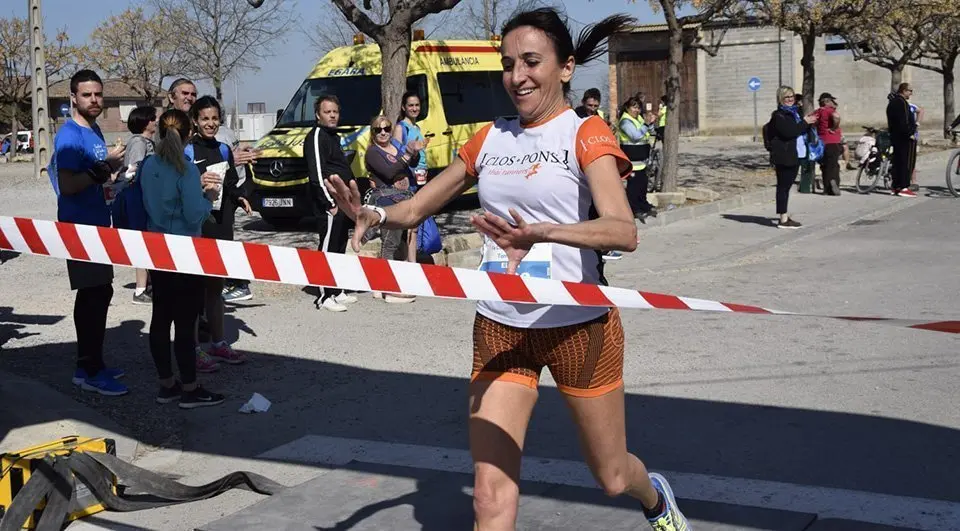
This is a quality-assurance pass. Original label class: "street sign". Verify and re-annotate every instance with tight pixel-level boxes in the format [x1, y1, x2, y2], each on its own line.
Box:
[748, 77, 762, 92]
[749, 77, 761, 142]
[59, 103, 70, 117]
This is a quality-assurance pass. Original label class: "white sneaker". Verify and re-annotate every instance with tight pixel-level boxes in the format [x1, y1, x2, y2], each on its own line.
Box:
[320, 298, 348, 312]
[383, 293, 416, 304]
[335, 292, 359, 305]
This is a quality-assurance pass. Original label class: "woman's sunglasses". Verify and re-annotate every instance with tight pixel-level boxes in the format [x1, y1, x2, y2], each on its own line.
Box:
[375, 126, 392, 133]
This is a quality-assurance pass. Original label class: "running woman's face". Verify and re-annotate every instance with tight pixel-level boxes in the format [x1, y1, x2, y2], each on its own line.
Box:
[501, 26, 574, 124]
[196, 107, 221, 140]
[72, 81, 104, 122]
[403, 96, 421, 121]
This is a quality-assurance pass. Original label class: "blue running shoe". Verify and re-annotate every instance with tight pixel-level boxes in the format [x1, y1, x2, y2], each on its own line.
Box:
[72, 367, 125, 386]
[647, 472, 691, 531]
[80, 370, 129, 396]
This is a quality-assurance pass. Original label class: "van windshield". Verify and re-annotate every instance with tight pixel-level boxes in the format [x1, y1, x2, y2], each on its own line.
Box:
[277, 76, 381, 128]
[276, 75, 428, 128]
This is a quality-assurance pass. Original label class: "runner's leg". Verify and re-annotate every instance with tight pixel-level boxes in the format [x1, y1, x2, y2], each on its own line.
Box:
[470, 380, 538, 531]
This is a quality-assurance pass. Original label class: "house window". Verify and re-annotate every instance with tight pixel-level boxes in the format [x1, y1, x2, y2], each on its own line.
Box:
[824, 35, 852, 54]
[119, 102, 138, 122]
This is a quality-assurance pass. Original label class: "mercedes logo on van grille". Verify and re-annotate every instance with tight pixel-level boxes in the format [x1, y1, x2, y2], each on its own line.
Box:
[269, 161, 284, 178]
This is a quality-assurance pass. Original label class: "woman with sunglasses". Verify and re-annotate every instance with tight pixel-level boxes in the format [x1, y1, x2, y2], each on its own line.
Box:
[767, 86, 817, 229]
[364, 115, 425, 303]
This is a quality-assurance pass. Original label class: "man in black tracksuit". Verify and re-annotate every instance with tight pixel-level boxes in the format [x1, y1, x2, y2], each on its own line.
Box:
[304, 94, 356, 312]
[886, 83, 917, 196]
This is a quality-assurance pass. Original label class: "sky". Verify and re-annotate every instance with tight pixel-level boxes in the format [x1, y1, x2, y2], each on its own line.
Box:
[5, 0, 667, 112]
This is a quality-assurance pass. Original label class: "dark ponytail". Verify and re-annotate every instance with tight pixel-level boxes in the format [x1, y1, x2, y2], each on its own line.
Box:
[502, 8, 636, 95]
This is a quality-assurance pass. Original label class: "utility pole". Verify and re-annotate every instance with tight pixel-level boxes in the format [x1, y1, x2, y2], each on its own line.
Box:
[28, 0, 51, 181]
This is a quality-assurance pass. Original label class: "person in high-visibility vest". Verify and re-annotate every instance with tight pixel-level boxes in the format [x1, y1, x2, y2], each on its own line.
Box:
[656, 95, 667, 140]
[617, 97, 658, 222]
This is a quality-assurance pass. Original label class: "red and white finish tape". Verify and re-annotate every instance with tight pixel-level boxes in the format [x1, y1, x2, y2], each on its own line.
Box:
[1, 216, 958, 334]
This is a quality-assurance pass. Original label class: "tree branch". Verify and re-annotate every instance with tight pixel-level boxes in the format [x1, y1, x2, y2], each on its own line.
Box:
[330, 0, 385, 39]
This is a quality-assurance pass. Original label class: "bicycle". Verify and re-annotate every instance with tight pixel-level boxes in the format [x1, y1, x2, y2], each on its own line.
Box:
[647, 128, 664, 193]
[856, 126, 893, 194]
[945, 127, 960, 197]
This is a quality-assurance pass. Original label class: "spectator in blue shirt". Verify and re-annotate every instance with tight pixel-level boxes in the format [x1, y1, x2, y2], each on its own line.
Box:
[139, 109, 226, 409]
[49, 70, 128, 396]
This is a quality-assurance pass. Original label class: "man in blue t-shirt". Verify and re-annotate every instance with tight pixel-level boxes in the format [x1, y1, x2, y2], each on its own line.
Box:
[49, 69, 128, 396]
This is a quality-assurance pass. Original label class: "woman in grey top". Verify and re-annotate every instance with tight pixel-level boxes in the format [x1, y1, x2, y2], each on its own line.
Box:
[122, 105, 158, 304]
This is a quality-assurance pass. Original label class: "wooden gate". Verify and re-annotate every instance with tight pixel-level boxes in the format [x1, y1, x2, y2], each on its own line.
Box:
[615, 49, 699, 134]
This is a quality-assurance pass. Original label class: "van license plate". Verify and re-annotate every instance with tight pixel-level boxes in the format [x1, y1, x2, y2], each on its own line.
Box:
[263, 198, 293, 208]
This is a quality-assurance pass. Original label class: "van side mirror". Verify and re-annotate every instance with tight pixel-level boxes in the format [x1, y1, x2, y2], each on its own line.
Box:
[276, 109, 283, 122]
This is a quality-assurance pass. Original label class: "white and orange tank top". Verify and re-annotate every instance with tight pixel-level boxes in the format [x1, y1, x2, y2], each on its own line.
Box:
[458, 108, 631, 329]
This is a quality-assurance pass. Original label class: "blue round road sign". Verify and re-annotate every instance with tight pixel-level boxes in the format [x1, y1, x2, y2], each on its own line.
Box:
[748, 77, 762, 92]
[59, 103, 70, 117]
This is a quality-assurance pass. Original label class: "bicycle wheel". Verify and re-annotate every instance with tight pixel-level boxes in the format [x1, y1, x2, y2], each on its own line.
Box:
[946, 149, 960, 197]
[856, 161, 881, 194]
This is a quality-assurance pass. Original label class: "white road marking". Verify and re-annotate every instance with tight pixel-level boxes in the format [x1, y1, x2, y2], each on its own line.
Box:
[259, 434, 959, 530]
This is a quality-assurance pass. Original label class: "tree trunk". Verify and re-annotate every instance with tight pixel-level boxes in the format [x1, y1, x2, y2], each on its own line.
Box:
[800, 30, 816, 113]
[378, 29, 412, 122]
[660, 1, 683, 193]
[942, 53, 957, 139]
[890, 66, 903, 93]
[214, 75, 224, 104]
[9, 102, 17, 137]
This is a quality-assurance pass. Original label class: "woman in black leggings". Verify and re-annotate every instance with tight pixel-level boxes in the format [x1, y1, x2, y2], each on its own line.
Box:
[767, 86, 817, 229]
[139, 109, 226, 409]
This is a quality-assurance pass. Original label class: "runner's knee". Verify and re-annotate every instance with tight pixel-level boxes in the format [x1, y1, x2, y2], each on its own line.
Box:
[473, 463, 520, 519]
[593, 463, 630, 497]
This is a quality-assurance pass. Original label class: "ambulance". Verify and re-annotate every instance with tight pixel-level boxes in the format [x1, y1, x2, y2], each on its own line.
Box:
[250, 34, 514, 227]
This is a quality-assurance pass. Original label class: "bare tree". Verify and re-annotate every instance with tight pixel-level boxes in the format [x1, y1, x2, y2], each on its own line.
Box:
[750, 0, 869, 118]
[0, 17, 77, 133]
[86, 7, 191, 101]
[462, 0, 541, 39]
[329, 0, 464, 118]
[840, 0, 941, 93]
[301, 1, 389, 55]
[650, 0, 743, 192]
[908, 10, 960, 137]
[153, 0, 295, 101]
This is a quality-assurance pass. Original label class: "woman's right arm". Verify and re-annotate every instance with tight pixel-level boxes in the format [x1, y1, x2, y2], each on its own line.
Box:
[382, 157, 475, 228]
[180, 165, 213, 228]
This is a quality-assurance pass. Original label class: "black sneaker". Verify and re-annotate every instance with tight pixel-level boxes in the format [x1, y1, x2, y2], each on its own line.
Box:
[777, 218, 802, 229]
[132, 291, 152, 305]
[156, 382, 182, 404]
[179, 386, 225, 409]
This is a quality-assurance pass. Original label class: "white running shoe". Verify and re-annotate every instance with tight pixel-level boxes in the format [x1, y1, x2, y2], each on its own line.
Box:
[320, 298, 348, 312]
[335, 292, 359, 305]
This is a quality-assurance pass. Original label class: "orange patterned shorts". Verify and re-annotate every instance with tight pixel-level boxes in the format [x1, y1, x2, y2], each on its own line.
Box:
[471, 309, 625, 398]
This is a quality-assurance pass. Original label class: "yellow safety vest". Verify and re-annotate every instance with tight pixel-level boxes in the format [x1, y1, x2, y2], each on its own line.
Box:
[598, 109, 607, 122]
[618, 112, 650, 171]
[658, 104, 667, 128]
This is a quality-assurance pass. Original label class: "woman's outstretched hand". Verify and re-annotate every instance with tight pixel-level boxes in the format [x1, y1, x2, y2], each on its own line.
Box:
[470, 209, 546, 275]
[326, 174, 380, 252]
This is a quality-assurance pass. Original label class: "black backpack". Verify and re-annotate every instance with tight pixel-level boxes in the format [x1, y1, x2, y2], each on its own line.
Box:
[762, 115, 775, 152]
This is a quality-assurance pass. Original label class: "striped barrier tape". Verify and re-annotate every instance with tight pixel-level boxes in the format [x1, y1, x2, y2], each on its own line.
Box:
[1, 215, 958, 334]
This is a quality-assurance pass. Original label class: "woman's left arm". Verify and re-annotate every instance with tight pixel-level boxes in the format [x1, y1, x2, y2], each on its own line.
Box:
[472, 154, 637, 256]
[538, 155, 637, 252]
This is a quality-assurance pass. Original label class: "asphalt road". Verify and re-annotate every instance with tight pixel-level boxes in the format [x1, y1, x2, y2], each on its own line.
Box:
[1, 150, 958, 529]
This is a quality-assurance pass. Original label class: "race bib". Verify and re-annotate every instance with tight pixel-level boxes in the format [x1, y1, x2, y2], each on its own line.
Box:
[478, 238, 552, 279]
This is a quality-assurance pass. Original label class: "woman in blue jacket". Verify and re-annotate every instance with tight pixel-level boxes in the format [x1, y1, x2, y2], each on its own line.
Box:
[140, 109, 225, 409]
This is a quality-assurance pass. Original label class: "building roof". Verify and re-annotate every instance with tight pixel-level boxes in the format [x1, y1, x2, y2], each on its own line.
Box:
[47, 78, 165, 101]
